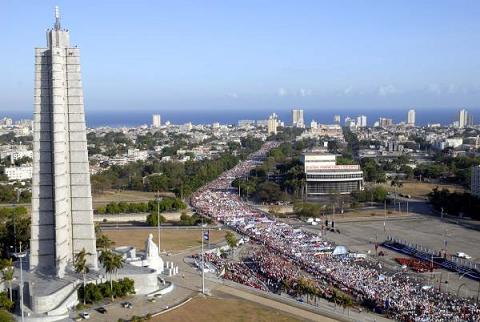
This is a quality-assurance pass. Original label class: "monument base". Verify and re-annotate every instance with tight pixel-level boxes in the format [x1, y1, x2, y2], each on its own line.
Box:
[13, 262, 160, 321]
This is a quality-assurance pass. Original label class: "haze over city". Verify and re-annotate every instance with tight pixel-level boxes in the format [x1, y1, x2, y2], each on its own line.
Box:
[2, 0, 480, 117]
[1, 2, 480, 322]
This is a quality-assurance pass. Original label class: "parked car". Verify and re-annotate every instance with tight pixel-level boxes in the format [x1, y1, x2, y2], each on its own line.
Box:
[121, 302, 133, 309]
[79, 312, 90, 320]
[96, 307, 107, 314]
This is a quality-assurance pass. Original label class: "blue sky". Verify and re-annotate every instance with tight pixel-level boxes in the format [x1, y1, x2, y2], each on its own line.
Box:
[1, 0, 480, 114]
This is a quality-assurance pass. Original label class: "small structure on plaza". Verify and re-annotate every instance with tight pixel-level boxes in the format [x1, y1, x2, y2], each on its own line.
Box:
[116, 234, 164, 273]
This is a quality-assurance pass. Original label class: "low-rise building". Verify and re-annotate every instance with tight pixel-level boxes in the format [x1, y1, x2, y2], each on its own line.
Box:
[5, 165, 32, 181]
[301, 152, 363, 197]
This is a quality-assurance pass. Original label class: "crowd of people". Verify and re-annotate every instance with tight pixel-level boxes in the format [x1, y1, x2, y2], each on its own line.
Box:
[191, 142, 480, 321]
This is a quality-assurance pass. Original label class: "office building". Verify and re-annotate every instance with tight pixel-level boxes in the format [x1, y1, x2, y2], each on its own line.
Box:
[302, 152, 364, 197]
[152, 114, 161, 128]
[407, 109, 416, 126]
[292, 109, 305, 128]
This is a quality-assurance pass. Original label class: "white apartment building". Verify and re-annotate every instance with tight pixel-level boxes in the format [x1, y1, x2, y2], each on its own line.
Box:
[5, 165, 32, 181]
[267, 113, 279, 135]
[407, 109, 416, 125]
[356, 115, 367, 127]
[292, 109, 305, 128]
[152, 114, 161, 128]
[459, 109, 473, 128]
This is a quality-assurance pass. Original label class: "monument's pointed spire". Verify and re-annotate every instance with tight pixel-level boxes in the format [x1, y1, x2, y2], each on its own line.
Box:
[54, 6, 61, 30]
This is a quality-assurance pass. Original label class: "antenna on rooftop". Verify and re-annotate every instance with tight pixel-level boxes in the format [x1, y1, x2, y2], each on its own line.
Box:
[54, 6, 61, 30]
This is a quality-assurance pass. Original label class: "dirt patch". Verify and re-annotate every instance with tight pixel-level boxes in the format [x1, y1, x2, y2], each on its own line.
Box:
[92, 190, 175, 207]
[384, 181, 465, 198]
[152, 295, 306, 322]
[104, 228, 225, 252]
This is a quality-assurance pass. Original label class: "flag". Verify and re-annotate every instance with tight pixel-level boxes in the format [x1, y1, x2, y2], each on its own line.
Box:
[203, 230, 209, 241]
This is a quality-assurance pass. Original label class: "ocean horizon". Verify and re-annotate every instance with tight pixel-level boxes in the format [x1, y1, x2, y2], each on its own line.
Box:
[2, 107, 475, 128]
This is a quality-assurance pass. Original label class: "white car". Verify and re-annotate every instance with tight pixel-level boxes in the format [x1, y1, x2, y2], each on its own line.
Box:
[79, 312, 90, 320]
[456, 252, 472, 259]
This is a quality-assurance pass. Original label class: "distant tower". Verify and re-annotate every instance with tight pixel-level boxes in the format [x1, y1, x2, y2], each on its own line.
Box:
[152, 114, 161, 128]
[407, 109, 416, 126]
[292, 109, 304, 128]
[356, 115, 367, 128]
[31, 6, 97, 277]
[268, 113, 279, 135]
[459, 109, 472, 128]
[334, 115, 341, 124]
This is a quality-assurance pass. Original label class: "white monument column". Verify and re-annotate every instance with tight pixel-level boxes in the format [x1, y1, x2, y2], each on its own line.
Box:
[30, 7, 97, 277]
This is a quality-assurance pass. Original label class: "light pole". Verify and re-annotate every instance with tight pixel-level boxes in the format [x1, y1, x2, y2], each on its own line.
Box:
[155, 193, 163, 255]
[201, 216, 205, 295]
[13, 189, 21, 253]
[15, 241, 26, 322]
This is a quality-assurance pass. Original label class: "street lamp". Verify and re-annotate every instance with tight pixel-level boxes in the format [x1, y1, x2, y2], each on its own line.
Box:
[14, 241, 26, 322]
[155, 193, 163, 255]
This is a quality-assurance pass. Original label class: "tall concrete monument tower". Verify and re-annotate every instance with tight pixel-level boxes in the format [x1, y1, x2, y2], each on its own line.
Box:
[31, 6, 97, 277]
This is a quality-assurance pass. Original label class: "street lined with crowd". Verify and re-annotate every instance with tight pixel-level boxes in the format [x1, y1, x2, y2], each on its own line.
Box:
[191, 143, 480, 321]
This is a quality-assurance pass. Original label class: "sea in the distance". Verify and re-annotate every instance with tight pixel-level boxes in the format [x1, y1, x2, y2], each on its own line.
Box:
[3, 108, 475, 128]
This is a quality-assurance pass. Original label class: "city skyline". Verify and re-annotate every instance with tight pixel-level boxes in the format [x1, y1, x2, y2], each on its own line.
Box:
[2, 1, 480, 113]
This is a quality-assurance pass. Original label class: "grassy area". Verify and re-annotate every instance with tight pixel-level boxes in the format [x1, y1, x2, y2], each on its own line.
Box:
[104, 228, 225, 252]
[92, 190, 175, 208]
[152, 296, 305, 322]
[384, 181, 465, 199]
[341, 208, 406, 219]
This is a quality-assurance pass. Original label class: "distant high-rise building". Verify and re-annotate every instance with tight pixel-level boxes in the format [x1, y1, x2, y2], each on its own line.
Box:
[334, 115, 341, 124]
[356, 115, 367, 127]
[459, 109, 473, 128]
[292, 109, 304, 128]
[344, 117, 355, 128]
[268, 113, 279, 135]
[152, 114, 161, 128]
[310, 120, 318, 129]
[378, 118, 393, 127]
[407, 109, 416, 126]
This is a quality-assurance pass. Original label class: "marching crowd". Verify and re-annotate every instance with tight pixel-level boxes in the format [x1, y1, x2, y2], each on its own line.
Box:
[191, 143, 480, 321]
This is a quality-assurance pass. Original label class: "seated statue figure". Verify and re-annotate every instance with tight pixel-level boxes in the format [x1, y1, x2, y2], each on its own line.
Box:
[145, 233, 159, 259]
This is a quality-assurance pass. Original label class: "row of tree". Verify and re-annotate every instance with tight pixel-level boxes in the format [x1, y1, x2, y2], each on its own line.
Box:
[95, 198, 186, 215]
[428, 188, 480, 220]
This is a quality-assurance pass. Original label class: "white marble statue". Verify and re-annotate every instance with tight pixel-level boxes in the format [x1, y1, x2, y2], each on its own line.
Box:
[145, 233, 159, 259]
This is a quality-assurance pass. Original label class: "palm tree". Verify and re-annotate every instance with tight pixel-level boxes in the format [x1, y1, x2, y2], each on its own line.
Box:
[96, 234, 114, 250]
[99, 250, 124, 301]
[1, 259, 14, 301]
[74, 248, 91, 305]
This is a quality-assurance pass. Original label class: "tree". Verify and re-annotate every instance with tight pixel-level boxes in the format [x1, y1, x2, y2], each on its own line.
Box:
[0, 259, 14, 301]
[0, 260, 12, 300]
[96, 234, 114, 250]
[99, 250, 124, 301]
[0, 309, 14, 322]
[256, 182, 285, 202]
[146, 213, 166, 227]
[225, 231, 238, 251]
[74, 248, 91, 305]
[0, 291, 13, 312]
